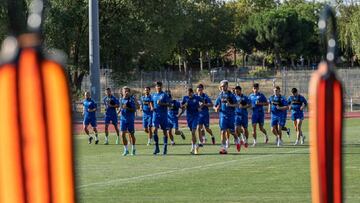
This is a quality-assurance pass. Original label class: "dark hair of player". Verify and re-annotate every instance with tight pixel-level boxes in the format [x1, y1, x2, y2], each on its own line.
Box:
[155, 81, 163, 86]
[291, 88, 298, 94]
[235, 86, 242, 90]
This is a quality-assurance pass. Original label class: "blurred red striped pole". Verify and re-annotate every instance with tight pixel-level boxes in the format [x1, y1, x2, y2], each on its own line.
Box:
[309, 5, 343, 203]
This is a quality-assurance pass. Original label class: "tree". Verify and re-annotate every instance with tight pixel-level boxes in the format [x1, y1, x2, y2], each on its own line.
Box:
[99, 0, 190, 84]
[43, 0, 89, 93]
[176, 0, 235, 70]
[338, 4, 360, 66]
[0, 2, 8, 42]
[249, 6, 315, 68]
[350, 7, 360, 62]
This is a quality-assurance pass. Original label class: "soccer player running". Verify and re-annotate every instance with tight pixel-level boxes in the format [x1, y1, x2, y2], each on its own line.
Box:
[119, 86, 137, 156]
[140, 87, 153, 145]
[268, 86, 288, 147]
[178, 88, 202, 154]
[196, 84, 216, 145]
[103, 88, 120, 145]
[82, 91, 99, 144]
[287, 88, 308, 145]
[249, 83, 269, 147]
[234, 86, 251, 148]
[151, 81, 171, 155]
[166, 90, 185, 145]
[214, 80, 241, 154]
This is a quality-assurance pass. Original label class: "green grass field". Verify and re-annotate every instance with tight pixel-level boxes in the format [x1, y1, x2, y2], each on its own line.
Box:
[75, 119, 360, 203]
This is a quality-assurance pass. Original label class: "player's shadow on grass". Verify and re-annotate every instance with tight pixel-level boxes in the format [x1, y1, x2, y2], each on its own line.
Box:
[343, 143, 360, 147]
[248, 145, 310, 148]
[136, 151, 310, 156]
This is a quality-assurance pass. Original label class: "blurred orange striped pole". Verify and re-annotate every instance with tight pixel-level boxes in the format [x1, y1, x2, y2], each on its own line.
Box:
[309, 5, 343, 203]
[0, 0, 76, 201]
[0, 34, 75, 203]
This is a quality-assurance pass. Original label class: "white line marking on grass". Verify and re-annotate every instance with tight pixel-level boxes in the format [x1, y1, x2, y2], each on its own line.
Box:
[77, 148, 308, 189]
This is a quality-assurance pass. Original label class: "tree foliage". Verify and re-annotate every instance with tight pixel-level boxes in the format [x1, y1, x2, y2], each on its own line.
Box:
[0, 0, 359, 90]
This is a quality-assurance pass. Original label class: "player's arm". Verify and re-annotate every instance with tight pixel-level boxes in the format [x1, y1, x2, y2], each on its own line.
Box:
[226, 102, 238, 108]
[139, 100, 143, 111]
[267, 100, 271, 113]
[277, 98, 288, 111]
[240, 103, 251, 109]
[133, 96, 140, 110]
[88, 107, 97, 112]
[157, 96, 169, 106]
[277, 105, 288, 111]
[82, 106, 85, 116]
[178, 108, 185, 117]
[178, 100, 186, 117]
[213, 97, 221, 112]
[258, 95, 269, 106]
[239, 97, 251, 109]
[126, 102, 137, 112]
[300, 97, 308, 111]
[226, 94, 238, 108]
[204, 97, 213, 107]
[108, 100, 119, 108]
[149, 101, 155, 111]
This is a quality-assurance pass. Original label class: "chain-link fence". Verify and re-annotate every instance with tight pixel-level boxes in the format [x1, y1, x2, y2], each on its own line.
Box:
[78, 67, 360, 115]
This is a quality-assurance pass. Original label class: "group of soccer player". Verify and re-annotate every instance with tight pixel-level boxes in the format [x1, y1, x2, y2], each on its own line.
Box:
[82, 80, 308, 156]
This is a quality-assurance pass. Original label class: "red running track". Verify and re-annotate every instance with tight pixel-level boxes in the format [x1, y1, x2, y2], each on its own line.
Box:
[73, 112, 360, 134]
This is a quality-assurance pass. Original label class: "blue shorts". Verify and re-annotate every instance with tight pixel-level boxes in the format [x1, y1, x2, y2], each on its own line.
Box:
[187, 116, 198, 131]
[235, 114, 248, 128]
[219, 116, 235, 132]
[84, 116, 97, 127]
[291, 112, 304, 121]
[105, 115, 118, 125]
[271, 115, 285, 127]
[142, 114, 153, 128]
[120, 119, 135, 133]
[252, 113, 264, 125]
[198, 113, 210, 128]
[153, 113, 167, 130]
[167, 117, 179, 130]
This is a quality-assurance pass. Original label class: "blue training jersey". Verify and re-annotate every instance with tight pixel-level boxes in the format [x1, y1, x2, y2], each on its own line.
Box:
[103, 95, 119, 116]
[152, 91, 170, 115]
[181, 95, 202, 117]
[197, 93, 212, 116]
[235, 94, 250, 116]
[83, 98, 97, 118]
[287, 95, 307, 114]
[268, 95, 288, 116]
[120, 96, 136, 120]
[141, 94, 153, 115]
[168, 100, 181, 119]
[215, 91, 237, 117]
[249, 92, 267, 114]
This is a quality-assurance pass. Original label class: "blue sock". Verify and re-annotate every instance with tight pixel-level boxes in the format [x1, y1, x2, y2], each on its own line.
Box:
[153, 134, 160, 153]
[163, 136, 168, 153]
[153, 133, 159, 144]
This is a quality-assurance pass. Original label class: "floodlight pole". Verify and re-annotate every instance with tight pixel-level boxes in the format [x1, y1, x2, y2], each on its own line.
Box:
[89, 0, 101, 104]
